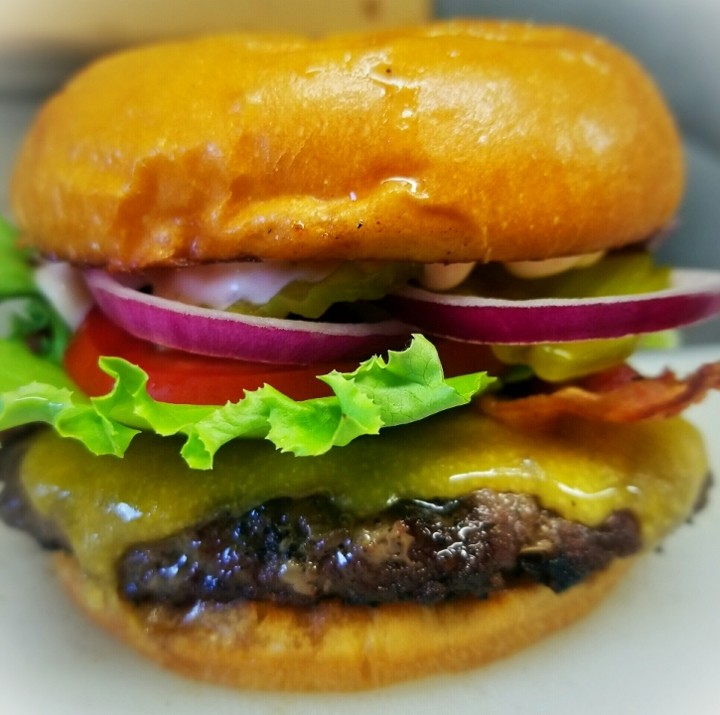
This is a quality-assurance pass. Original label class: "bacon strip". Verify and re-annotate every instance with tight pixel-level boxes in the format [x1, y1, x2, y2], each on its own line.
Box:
[481, 361, 720, 430]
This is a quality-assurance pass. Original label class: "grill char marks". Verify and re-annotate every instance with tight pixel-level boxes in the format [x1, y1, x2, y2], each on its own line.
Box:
[118, 491, 641, 607]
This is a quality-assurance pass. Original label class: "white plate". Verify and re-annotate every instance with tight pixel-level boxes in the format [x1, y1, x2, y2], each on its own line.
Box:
[0, 346, 718, 714]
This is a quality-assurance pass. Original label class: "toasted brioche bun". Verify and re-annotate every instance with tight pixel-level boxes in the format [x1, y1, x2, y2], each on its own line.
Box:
[12, 21, 682, 270]
[55, 552, 633, 691]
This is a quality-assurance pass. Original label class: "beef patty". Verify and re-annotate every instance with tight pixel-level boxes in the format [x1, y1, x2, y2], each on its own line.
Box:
[0, 430, 641, 607]
[119, 493, 640, 606]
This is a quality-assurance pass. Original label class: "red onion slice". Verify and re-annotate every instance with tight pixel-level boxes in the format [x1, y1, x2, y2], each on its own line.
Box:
[84, 270, 412, 364]
[384, 269, 720, 344]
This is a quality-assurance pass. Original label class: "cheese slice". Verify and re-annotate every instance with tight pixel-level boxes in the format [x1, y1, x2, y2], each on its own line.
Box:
[20, 408, 708, 584]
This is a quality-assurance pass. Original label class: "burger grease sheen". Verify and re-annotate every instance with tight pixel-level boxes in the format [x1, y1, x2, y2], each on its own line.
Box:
[1, 20, 720, 692]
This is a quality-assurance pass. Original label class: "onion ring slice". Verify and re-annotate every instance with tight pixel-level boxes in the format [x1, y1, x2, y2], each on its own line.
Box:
[84, 270, 411, 365]
[385, 269, 720, 344]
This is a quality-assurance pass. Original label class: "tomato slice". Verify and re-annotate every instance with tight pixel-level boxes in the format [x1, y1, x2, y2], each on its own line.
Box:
[64, 308, 503, 405]
[64, 308, 361, 403]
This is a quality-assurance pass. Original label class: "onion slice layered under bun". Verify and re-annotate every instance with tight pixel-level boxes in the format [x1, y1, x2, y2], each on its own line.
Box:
[12, 21, 682, 270]
[55, 553, 633, 692]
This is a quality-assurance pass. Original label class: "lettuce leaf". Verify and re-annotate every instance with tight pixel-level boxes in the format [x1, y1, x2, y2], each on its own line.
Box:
[0, 335, 495, 469]
[0, 217, 493, 469]
[0, 218, 70, 362]
[0, 216, 35, 296]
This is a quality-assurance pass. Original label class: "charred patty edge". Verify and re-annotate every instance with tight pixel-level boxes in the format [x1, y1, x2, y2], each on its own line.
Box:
[116, 491, 641, 607]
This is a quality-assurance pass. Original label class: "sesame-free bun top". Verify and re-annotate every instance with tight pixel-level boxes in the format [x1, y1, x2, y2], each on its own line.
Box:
[12, 21, 683, 270]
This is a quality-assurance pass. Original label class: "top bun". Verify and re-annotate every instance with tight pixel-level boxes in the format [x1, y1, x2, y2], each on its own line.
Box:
[11, 21, 683, 270]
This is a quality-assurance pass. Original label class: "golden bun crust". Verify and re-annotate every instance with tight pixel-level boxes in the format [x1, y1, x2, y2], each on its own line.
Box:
[56, 552, 633, 691]
[12, 22, 683, 270]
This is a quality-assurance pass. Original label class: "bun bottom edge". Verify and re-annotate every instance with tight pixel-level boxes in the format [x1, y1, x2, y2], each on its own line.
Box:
[54, 553, 634, 692]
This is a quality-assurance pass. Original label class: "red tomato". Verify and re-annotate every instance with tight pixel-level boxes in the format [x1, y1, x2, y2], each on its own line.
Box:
[64, 308, 503, 405]
[64, 308, 360, 403]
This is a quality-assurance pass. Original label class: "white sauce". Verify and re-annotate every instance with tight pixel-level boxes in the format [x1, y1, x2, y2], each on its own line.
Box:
[34, 250, 608, 324]
[505, 251, 604, 279]
[33, 262, 93, 328]
[419, 262, 476, 291]
[149, 261, 339, 310]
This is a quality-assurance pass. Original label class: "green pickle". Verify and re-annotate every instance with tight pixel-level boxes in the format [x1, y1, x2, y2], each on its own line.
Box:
[493, 337, 639, 382]
[471, 252, 672, 381]
[232, 261, 419, 319]
[20, 408, 708, 584]
[462, 252, 670, 302]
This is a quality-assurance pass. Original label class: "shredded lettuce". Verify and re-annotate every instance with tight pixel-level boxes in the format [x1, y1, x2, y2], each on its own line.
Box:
[0, 335, 495, 469]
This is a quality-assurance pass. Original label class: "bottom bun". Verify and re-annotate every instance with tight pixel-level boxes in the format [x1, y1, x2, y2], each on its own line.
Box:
[55, 553, 633, 691]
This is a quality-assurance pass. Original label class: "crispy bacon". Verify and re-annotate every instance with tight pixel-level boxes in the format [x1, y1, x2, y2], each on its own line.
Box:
[481, 361, 720, 430]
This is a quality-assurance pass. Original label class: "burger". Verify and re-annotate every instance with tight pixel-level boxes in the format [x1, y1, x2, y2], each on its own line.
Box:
[1, 21, 719, 691]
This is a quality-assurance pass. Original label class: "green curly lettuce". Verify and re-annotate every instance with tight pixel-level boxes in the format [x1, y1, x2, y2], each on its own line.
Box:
[0, 217, 493, 469]
[0, 335, 495, 469]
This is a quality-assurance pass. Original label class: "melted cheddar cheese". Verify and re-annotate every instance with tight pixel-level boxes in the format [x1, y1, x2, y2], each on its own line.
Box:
[18, 408, 708, 584]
